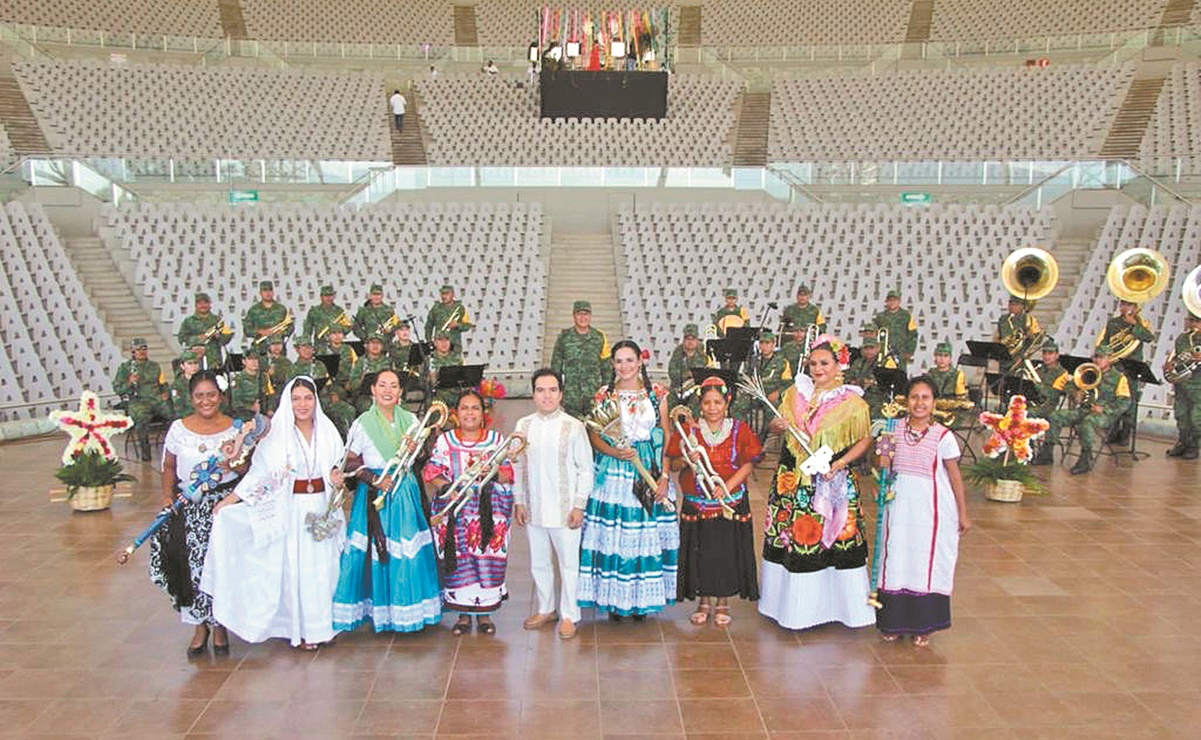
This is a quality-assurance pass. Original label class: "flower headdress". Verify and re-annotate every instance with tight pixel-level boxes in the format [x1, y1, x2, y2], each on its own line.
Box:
[809, 333, 851, 370]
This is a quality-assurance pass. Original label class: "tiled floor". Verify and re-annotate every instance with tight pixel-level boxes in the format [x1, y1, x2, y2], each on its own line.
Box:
[2, 398, 1199, 738]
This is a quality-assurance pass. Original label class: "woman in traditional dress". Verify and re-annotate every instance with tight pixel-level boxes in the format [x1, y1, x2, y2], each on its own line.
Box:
[150, 370, 244, 656]
[331, 369, 442, 632]
[423, 390, 515, 635]
[578, 340, 679, 620]
[202, 377, 346, 650]
[759, 336, 877, 631]
[875, 375, 971, 646]
[666, 376, 762, 627]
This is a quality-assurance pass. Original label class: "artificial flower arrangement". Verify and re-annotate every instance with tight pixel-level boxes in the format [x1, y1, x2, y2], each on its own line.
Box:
[964, 394, 1049, 501]
[49, 391, 137, 511]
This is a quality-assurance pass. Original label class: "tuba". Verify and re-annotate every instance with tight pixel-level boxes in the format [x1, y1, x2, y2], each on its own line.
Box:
[1071, 362, 1102, 407]
[1000, 247, 1059, 373]
[1165, 266, 1201, 383]
[1105, 248, 1171, 360]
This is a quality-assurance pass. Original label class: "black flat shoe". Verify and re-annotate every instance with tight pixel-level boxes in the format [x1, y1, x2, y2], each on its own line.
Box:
[477, 619, 496, 635]
[608, 613, 624, 622]
[187, 626, 210, 657]
[212, 626, 230, 655]
[451, 617, 472, 636]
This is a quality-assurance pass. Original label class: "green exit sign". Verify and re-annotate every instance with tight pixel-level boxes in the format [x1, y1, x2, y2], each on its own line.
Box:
[228, 189, 259, 204]
[900, 191, 932, 205]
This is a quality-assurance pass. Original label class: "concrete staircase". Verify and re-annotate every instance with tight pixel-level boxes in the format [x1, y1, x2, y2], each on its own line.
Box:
[390, 89, 427, 165]
[1099, 76, 1166, 159]
[542, 232, 622, 365]
[732, 91, 770, 167]
[1160, 0, 1196, 29]
[678, 6, 702, 47]
[1038, 238, 1093, 336]
[904, 0, 934, 44]
[217, 0, 250, 40]
[61, 237, 175, 361]
[453, 5, 479, 47]
[0, 75, 49, 156]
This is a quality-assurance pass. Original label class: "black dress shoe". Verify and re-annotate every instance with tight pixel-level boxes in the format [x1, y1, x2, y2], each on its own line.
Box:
[1182, 447, 1199, 460]
[187, 626, 209, 657]
[1069, 456, 1093, 476]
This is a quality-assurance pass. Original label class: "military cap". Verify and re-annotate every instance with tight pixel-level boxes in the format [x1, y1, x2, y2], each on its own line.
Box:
[859, 323, 878, 335]
[1094, 344, 1113, 357]
[861, 336, 880, 348]
[724, 287, 738, 298]
[179, 349, 201, 364]
[683, 323, 699, 338]
[796, 284, 812, 295]
[760, 330, 777, 341]
[440, 284, 454, 292]
[886, 288, 901, 299]
[294, 333, 314, 347]
[194, 292, 211, 303]
[268, 335, 284, 345]
[397, 319, 411, 329]
[1007, 294, 1027, 305]
[1042, 337, 1059, 352]
[365, 333, 385, 343]
[259, 280, 274, 291]
[572, 300, 592, 313]
[241, 346, 260, 358]
[320, 285, 335, 296]
[1188, 312, 1201, 322]
[434, 330, 452, 341]
[934, 341, 953, 355]
[369, 283, 383, 294]
[130, 337, 148, 349]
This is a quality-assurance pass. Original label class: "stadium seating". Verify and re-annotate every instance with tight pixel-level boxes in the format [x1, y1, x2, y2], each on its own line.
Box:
[698, 0, 910, 47]
[616, 202, 1055, 372]
[1140, 63, 1201, 176]
[240, 0, 453, 45]
[930, 0, 1168, 42]
[0, 201, 121, 420]
[1054, 203, 1201, 424]
[415, 75, 739, 166]
[0, 125, 14, 169]
[769, 64, 1135, 162]
[0, 0, 222, 37]
[99, 201, 547, 373]
[13, 60, 392, 161]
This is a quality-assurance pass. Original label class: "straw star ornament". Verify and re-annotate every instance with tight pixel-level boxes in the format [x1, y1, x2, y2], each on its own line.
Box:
[49, 391, 133, 465]
[977, 394, 1049, 464]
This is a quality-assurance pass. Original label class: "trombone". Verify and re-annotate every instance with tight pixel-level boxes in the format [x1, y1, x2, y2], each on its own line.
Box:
[375, 313, 400, 338]
[439, 304, 464, 334]
[670, 406, 736, 519]
[371, 401, 449, 510]
[199, 320, 229, 343]
[316, 311, 352, 340]
[429, 433, 527, 527]
[251, 310, 294, 347]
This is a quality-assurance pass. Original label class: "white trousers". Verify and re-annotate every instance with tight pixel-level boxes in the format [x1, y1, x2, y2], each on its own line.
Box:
[527, 524, 582, 622]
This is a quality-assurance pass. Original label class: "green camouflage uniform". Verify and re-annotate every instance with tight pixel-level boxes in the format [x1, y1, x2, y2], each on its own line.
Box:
[1169, 330, 1201, 455]
[112, 358, 170, 433]
[428, 348, 465, 408]
[1031, 360, 1068, 419]
[712, 305, 749, 335]
[926, 366, 971, 428]
[304, 303, 352, 355]
[996, 311, 1041, 344]
[263, 350, 293, 414]
[353, 302, 399, 342]
[169, 374, 195, 419]
[667, 345, 710, 400]
[780, 303, 826, 367]
[1047, 366, 1131, 458]
[425, 300, 474, 353]
[1097, 315, 1155, 362]
[732, 351, 792, 425]
[846, 349, 897, 418]
[872, 308, 917, 370]
[551, 326, 611, 418]
[243, 301, 292, 354]
[176, 312, 233, 369]
[290, 358, 354, 436]
[228, 368, 269, 421]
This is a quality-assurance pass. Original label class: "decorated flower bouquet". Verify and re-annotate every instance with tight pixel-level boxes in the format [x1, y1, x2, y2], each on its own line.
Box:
[964, 394, 1049, 502]
[49, 391, 136, 511]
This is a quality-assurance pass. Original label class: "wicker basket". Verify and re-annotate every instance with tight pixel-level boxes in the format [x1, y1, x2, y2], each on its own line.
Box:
[984, 479, 1024, 503]
[70, 485, 115, 512]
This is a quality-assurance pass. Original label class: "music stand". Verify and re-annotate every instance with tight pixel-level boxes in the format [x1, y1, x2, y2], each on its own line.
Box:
[706, 337, 755, 372]
[985, 373, 1039, 406]
[349, 340, 366, 356]
[874, 368, 908, 401]
[970, 340, 1016, 410]
[726, 326, 762, 365]
[224, 353, 244, 373]
[436, 364, 487, 392]
[317, 353, 340, 379]
[1058, 354, 1092, 374]
[312, 376, 331, 394]
[1114, 358, 1159, 461]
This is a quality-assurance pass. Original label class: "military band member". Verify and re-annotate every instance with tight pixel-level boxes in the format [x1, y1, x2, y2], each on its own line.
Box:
[112, 337, 170, 461]
[169, 350, 202, 419]
[428, 331, 464, 408]
[873, 288, 918, 370]
[780, 284, 826, 367]
[243, 280, 293, 354]
[425, 284, 474, 354]
[349, 334, 393, 413]
[712, 287, 750, 336]
[390, 320, 418, 372]
[228, 348, 269, 421]
[290, 333, 353, 436]
[733, 331, 792, 425]
[550, 300, 611, 418]
[176, 292, 232, 369]
[995, 295, 1042, 344]
[263, 337, 293, 414]
[926, 341, 970, 428]
[1097, 299, 1156, 362]
[1041, 344, 1131, 475]
[1030, 337, 1068, 420]
[667, 323, 710, 402]
[303, 284, 352, 355]
[1165, 313, 1201, 460]
[353, 284, 399, 342]
[845, 335, 897, 418]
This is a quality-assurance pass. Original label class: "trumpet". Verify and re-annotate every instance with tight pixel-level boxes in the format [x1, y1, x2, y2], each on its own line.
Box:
[670, 406, 736, 520]
[316, 311, 352, 340]
[430, 433, 527, 527]
[251, 310, 294, 346]
[375, 313, 400, 338]
[1071, 362, 1102, 407]
[439, 305, 464, 334]
[371, 401, 449, 510]
[199, 320, 229, 343]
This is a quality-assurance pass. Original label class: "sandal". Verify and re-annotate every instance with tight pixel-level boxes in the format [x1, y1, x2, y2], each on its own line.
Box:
[451, 617, 472, 636]
[689, 604, 712, 626]
[912, 635, 930, 647]
[298, 641, 321, 651]
[880, 633, 900, 643]
[477, 618, 496, 635]
[713, 606, 731, 628]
